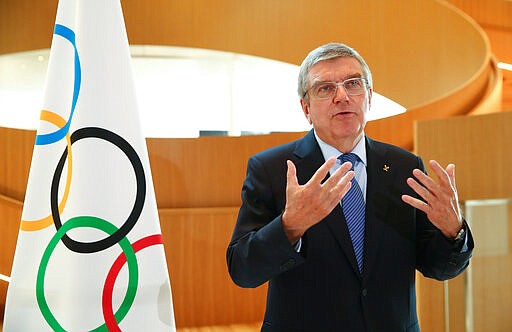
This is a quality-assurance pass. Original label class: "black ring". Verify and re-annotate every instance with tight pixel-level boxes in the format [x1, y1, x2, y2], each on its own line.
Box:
[50, 127, 146, 253]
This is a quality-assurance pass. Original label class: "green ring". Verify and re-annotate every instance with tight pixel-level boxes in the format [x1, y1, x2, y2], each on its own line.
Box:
[36, 216, 138, 331]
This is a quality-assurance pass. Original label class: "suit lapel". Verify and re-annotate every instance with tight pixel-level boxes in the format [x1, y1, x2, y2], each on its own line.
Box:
[362, 137, 396, 280]
[293, 130, 361, 276]
[292, 130, 325, 185]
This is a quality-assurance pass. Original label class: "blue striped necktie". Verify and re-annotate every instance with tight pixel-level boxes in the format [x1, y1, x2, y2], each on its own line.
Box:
[339, 153, 365, 273]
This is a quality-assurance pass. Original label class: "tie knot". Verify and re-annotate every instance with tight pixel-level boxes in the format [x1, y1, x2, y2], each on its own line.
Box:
[338, 153, 358, 169]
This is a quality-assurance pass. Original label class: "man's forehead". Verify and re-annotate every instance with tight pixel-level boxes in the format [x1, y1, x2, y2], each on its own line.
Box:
[309, 70, 363, 83]
[309, 57, 363, 80]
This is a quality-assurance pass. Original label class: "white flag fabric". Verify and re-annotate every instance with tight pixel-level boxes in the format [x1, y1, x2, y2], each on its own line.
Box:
[3, 0, 176, 331]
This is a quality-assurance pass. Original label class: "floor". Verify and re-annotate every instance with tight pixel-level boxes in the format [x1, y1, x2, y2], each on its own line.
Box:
[0, 321, 261, 331]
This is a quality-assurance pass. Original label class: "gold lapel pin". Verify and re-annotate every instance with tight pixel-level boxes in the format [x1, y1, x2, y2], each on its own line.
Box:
[383, 164, 390, 172]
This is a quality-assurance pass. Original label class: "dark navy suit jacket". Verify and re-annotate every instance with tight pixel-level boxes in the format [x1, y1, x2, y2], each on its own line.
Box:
[227, 130, 473, 332]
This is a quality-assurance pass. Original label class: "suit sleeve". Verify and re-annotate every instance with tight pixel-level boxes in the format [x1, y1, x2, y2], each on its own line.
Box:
[414, 157, 475, 280]
[226, 155, 305, 288]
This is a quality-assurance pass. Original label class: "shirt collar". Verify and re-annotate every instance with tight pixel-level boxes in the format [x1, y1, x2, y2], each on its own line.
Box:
[314, 131, 367, 166]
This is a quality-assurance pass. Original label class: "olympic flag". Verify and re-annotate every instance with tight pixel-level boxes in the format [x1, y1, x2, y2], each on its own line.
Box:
[3, 0, 176, 330]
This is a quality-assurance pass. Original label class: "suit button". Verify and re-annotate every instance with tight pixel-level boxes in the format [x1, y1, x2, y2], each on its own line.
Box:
[280, 258, 296, 271]
[362, 288, 367, 297]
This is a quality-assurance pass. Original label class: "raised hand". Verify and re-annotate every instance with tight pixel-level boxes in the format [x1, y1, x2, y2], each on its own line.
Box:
[282, 157, 354, 244]
[401, 160, 463, 238]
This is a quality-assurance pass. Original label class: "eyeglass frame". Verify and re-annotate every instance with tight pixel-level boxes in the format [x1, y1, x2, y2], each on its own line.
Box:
[302, 77, 370, 100]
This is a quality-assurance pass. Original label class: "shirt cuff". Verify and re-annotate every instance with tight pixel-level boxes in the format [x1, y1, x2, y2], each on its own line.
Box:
[460, 230, 469, 253]
[293, 237, 302, 252]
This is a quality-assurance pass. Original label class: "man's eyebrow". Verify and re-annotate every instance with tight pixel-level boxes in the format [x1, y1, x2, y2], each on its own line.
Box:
[312, 73, 363, 84]
[343, 73, 363, 80]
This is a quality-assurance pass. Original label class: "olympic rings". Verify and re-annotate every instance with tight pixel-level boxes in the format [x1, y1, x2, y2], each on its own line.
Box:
[36, 216, 139, 331]
[50, 127, 146, 254]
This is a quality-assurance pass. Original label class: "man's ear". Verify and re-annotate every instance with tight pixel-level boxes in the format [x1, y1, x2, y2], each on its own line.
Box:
[300, 98, 313, 124]
[367, 88, 373, 109]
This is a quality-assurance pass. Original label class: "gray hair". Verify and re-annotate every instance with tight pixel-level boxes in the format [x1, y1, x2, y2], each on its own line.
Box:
[297, 43, 373, 101]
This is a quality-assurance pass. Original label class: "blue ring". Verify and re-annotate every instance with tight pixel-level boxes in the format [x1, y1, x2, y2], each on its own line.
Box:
[35, 24, 81, 146]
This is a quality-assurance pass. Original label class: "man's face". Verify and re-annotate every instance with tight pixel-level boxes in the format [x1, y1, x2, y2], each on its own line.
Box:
[300, 57, 372, 150]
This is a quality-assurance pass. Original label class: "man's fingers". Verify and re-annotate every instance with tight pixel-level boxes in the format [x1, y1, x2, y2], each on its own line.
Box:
[446, 163, 456, 188]
[319, 170, 353, 210]
[286, 160, 299, 189]
[337, 171, 354, 195]
[402, 194, 429, 213]
[406, 177, 432, 202]
[309, 157, 338, 184]
[411, 169, 438, 193]
[428, 160, 452, 187]
[325, 160, 353, 186]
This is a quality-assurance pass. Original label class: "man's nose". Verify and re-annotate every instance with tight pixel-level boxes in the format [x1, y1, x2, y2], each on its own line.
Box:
[333, 84, 349, 102]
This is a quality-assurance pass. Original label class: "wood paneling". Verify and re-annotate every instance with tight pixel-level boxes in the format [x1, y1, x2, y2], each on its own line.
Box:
[0, 0, 57, 54]
[415, 111, 512, 201]
[147, 133, 304, 208]
[366, 58, 501, 150]
[0, 128, 35, 202]
[416, 277, 447, 332]
[0, 196, 22, 278]
[0, 127, 304, 209]
[0, 195, 22, 326]
[159, 208, 266, 328]
[416, 111, 512, 332]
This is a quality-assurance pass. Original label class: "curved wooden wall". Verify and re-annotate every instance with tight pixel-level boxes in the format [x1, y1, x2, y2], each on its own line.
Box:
[446, 0, 512, 111]
[0, 0, 505, 330]
[0, 0, 501, 195]
[0, 0, 497, 110]
[0, 0, 502, 148]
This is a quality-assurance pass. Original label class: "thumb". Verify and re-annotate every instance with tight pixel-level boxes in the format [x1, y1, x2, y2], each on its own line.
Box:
[286, 160, 299, 189]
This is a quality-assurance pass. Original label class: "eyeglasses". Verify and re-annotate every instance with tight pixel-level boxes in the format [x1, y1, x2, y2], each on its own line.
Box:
[304, 77, 369, 99]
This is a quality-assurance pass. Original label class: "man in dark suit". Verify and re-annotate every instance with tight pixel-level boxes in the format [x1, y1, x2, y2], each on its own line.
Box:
[226, 43, 473, 332]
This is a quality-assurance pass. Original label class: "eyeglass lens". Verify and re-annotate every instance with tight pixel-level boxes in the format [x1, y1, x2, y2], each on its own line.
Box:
[310, 78, 367, 99]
